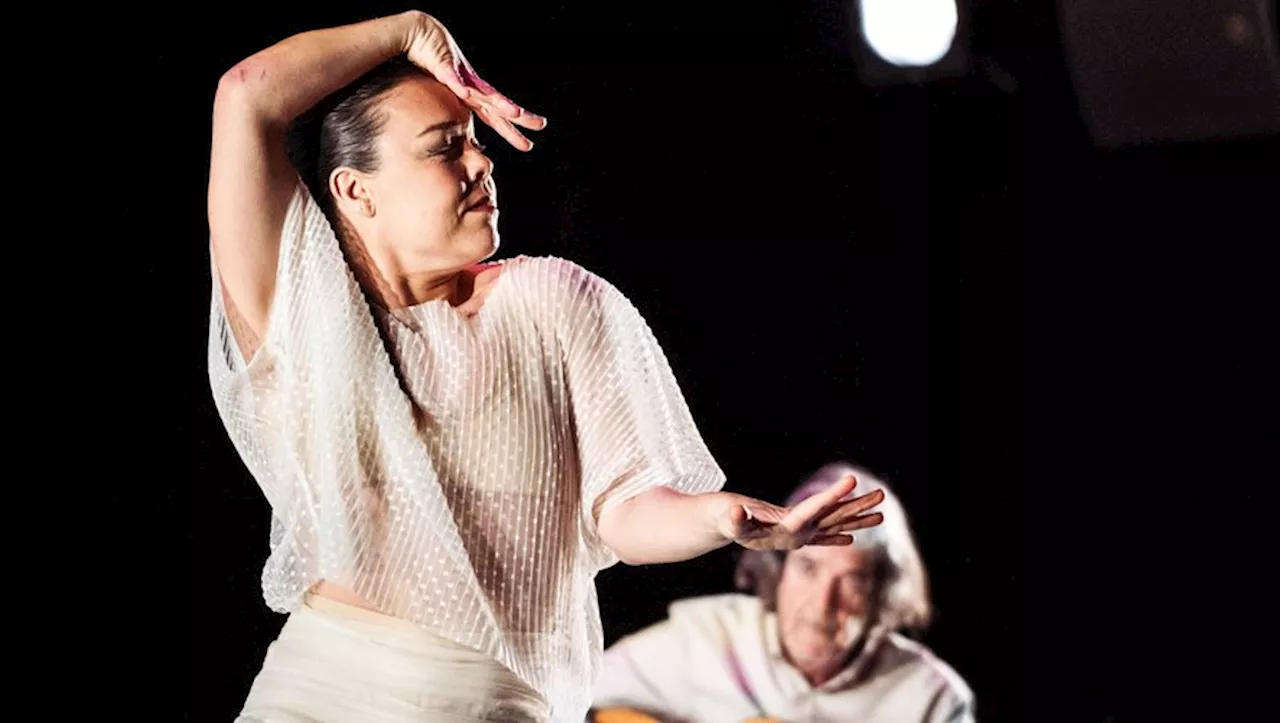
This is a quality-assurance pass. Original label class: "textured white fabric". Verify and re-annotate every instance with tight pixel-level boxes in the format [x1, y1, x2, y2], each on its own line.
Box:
[207, 178, 726, 721]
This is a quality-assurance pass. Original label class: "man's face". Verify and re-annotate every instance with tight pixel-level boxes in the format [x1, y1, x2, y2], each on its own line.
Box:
[775, 544, 876, 675]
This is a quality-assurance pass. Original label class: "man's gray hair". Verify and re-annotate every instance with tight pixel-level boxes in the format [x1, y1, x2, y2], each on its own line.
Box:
[733, 461, 933, 632]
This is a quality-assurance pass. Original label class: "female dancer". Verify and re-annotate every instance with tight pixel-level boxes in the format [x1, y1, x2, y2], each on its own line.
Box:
[207, 10, 886, 722]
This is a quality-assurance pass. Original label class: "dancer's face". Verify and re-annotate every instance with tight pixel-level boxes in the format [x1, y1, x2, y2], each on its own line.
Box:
[775, 544, 875, 677]
[331, 75, 498, 277]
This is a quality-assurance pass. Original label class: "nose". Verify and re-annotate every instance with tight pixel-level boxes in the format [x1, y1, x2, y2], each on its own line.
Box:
[801, 577, 841, 623]
[465, 141, 494, 185]
[820, 575, 842, 611]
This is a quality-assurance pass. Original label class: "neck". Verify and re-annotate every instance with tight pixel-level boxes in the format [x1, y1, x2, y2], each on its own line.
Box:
[340, 218, 474, 309]
[797, 656, 847, 688]
[783, 631, 872, 689]
[391, 269, 471, 308]
[363, 245, 475, 310]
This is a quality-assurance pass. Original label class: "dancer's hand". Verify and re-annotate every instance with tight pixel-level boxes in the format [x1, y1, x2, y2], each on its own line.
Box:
[401, 10, 547, 151]
[714, 475, 886, 551]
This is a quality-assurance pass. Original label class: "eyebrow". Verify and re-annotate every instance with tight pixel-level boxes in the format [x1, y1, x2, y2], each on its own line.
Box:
[417, 120, 466, 138]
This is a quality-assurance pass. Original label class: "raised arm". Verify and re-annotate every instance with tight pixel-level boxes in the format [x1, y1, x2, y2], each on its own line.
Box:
[208, 12, 417, 354]
[207, 10, 542, 356]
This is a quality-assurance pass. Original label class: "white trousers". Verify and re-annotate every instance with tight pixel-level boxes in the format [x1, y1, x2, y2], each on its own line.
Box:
[234, 594, 551, 723]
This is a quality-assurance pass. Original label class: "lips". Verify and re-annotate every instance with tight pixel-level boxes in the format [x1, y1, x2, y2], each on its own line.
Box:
[465, 191, 496, 213]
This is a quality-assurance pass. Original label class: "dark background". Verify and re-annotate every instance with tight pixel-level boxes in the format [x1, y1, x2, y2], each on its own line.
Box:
[151, 1, 1279, 721]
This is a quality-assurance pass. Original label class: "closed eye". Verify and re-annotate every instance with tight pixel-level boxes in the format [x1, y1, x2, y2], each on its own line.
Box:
[430, 136, 465, 160]
[430, 136, 486, 160]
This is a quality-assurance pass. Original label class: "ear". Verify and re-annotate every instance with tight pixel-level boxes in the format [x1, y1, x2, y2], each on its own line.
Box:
[329, 167, 376, 218]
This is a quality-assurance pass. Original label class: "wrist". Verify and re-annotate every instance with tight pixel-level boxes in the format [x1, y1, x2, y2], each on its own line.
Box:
[700, 491, 741, 543]
[393, 9, 436, 55]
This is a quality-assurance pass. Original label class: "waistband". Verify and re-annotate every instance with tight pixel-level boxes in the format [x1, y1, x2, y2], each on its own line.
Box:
[302, 592, 424, 633]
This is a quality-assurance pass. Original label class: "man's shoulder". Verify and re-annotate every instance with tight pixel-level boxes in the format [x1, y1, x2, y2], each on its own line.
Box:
[604, 594, 759, 662]
[666, 593, 764, 632]
[604, 593, 762, 659]
[878, 632, 975, 707]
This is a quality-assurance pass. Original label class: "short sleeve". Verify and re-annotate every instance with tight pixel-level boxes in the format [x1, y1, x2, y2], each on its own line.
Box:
[206, 177, 370, 511]
[557, 263, 726, 568]
[207, 178, 326, 376]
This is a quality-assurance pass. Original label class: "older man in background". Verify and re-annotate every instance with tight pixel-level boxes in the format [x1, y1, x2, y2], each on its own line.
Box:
[589, 462, 974, 723]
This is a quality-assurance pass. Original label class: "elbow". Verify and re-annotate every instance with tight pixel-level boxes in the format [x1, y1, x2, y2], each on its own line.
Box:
[219, 55, 272, 93]
[597, 530, 645, 567]
[596, 505, 648, 566]
[216, 59, 286, 126]
[217, 59, 257, 102]
[610, 550, 650, 567]
[214, 63, 257, 115]
[219, 62, 249, 90]
[600, 535, 666, 567]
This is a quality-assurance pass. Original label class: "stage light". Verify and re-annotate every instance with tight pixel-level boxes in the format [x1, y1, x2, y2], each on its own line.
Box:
[860, 0, 959, 68]
[848, 0, 971, 87]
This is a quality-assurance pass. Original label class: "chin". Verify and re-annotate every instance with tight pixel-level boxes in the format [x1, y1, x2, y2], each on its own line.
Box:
[463, 228, 499, 264]
[794, 636, 842, 661]
[479, 234, 499, 261]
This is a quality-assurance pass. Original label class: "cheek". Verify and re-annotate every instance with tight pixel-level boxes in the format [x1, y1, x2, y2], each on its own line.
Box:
[425, 166, 467, 204]
[846, 591, 870, 616]
[775, 574, 803, 621]
[384, 164, 465, 215]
